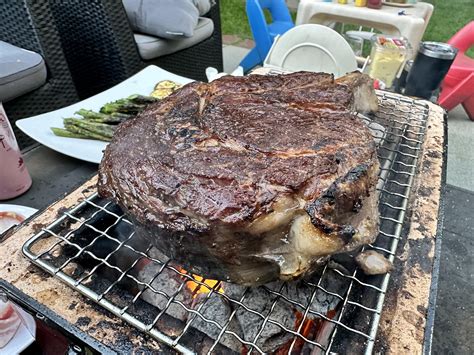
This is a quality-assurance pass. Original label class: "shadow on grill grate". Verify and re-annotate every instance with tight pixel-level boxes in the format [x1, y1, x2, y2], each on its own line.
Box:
[23, 92, 430, 354]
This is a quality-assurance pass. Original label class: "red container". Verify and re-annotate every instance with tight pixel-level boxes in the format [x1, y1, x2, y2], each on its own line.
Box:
[367, 0, 383, 8]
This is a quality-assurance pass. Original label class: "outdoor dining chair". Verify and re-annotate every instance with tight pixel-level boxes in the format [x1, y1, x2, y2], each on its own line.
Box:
[439, 21, 474, 120]
[0, 0, 79, 148]
[48, 0, 224, 99]
[240, 0, 294, 72]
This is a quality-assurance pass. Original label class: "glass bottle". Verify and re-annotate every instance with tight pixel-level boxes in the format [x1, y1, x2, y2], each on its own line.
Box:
[355, 0, 368, 6]
[367, 0, 383, 9]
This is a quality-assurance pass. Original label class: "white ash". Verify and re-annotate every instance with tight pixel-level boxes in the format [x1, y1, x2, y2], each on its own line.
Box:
[137, 248, 348, 353]
[190, 292, 244, 352]
[139, 263, 193, 322]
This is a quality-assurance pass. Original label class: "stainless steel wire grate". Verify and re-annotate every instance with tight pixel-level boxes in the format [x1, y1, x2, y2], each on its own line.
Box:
[23, 92, 430, 354]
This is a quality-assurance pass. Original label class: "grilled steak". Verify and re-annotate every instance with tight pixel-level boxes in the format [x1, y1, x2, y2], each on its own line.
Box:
[98, 72, 380, 286]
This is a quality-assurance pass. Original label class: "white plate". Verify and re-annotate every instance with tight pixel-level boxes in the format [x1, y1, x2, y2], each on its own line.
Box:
[266, 24, 358, 77]
[16, 66, 193, 164]
[1, 304, 36, 354]
[0, 204, 38, 234]
[0, 204, 37, 219]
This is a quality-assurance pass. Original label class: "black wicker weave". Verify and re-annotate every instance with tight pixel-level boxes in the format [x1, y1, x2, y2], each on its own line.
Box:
[0, 0, 79, 149]
[49, 0, 224, 99]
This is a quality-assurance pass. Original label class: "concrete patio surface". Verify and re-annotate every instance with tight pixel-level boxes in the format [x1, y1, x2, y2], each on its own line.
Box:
[223, 44, 250, 73]
[222, 43, 474, 354]
[447, 105, 474, 191]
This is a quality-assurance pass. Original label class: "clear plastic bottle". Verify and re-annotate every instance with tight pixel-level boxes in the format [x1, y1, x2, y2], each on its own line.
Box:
[0, 103, 32, 200]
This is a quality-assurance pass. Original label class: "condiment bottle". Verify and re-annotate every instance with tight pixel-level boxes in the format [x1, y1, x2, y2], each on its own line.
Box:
[367, 0, 382, 9]
[338, 0, 348, 4]
[355, 0, 367, 6]
[0, 103, 32, 200]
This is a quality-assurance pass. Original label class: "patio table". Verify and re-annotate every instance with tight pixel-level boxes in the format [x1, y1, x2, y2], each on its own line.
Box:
[296, 0, 434, 56]
[0, 89, 447, 353]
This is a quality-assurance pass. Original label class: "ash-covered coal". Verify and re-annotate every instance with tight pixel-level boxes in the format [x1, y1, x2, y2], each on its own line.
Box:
[190, 292, 244, 352]
[140, 263, 194, 323]
[137, 248, 348, 353]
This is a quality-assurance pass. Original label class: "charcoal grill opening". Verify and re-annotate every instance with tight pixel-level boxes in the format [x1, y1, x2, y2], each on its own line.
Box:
[23, 92, 430, 354]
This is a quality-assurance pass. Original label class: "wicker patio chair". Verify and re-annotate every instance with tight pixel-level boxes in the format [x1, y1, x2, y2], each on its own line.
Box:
[49, 0, 224, 99]
[0, 0, 79, 149]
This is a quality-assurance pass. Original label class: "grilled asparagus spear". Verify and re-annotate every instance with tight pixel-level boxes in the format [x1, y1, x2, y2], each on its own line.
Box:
[52, 92, 165, 141]
[75, 109, 131, 123]
[63, 118, 116, 138]
[99, 94, 158, 114]
[100, 99, 146, 114]
[51, 127, 90, 139]
[63, 122, 112, 141]
[127, 94, 159, 104]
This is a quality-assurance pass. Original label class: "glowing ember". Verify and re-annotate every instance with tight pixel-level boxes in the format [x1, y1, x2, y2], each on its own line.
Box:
[178, 267, 224, 298]
[275, 309, 338, 354]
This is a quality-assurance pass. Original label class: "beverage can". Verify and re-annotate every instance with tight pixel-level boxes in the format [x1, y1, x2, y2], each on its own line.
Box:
[0, 104, 32, 200]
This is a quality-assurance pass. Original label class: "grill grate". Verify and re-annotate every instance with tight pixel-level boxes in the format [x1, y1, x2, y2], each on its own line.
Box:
[23, 92, 429, 354]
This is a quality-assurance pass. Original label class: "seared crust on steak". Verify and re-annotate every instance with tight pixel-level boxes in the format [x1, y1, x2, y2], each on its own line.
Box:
[99, 72, 380, 285]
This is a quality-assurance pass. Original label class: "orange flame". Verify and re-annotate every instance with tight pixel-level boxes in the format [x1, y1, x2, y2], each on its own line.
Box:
[178, 267, 224, 298]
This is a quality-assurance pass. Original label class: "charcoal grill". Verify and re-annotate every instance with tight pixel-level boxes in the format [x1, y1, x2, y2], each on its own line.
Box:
[22, 91, 430, 354]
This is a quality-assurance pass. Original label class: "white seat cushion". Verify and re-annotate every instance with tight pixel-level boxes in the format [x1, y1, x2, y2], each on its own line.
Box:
[123, 0, 199, 39]
[192, 0, 212, 16]
[0, 41, 47, 103]
[134, 17, 214, 60]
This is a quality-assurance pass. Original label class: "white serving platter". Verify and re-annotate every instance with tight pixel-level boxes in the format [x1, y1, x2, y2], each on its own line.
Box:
[16, 66, 193, 164]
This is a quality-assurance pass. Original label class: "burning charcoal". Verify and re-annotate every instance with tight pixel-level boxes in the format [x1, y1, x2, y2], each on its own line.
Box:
[259, 299, 299, 351]
[190, 293, 243, 353]
[138, 263, 193, 322]
[136, 255, 350, 353]
[316, 266, 350, 299]
[311, 316, 338, 355]
[223, 282, 296, 352]
[308, 269, 347, 315]
[278, 280, 314, 307]
[147, 247, 170, 263]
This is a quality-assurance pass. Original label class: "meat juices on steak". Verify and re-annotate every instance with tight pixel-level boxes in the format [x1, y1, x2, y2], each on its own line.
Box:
[98, 72, 380, 286]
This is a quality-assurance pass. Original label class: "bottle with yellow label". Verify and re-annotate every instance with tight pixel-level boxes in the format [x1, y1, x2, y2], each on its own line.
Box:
[355, 0, 367, 6]
[338, 0, 348, 4]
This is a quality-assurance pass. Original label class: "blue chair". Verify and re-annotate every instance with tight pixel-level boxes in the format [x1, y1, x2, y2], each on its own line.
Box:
[240, 0, 294, 72]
